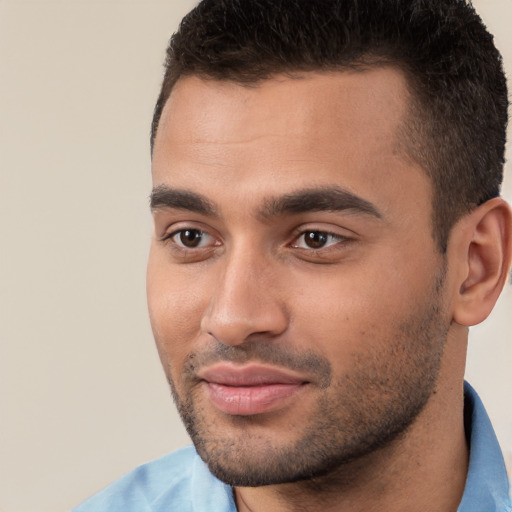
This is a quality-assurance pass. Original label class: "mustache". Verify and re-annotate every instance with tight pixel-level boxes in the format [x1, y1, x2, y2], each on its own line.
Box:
[183, 339, 332, 388]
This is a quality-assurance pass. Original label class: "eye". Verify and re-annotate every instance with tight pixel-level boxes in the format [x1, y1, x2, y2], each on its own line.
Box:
[168, 228, 217, 249]
[292, 230, 345, 250]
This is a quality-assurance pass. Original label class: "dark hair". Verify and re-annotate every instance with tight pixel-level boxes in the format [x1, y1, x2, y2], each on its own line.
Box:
[151, 0, 508, 252]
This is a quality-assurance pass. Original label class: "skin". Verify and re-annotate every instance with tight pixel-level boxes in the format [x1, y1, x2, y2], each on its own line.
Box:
[148, 69, 512, 511]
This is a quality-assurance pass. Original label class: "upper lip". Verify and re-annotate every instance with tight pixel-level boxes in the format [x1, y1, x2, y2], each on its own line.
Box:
[197, 363, 308, 386]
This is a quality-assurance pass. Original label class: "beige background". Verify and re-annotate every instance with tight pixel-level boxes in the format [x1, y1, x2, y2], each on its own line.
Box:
[0, 1, 510, 511]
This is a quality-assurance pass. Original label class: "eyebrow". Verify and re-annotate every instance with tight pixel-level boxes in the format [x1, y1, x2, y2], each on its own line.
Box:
[260, 187, 382, 219]
[149, 184, 382, 220]
[150, 185, 218, 216]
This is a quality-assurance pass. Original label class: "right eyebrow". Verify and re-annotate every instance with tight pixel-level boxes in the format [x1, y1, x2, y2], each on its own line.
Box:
[149, 185, 218, 217]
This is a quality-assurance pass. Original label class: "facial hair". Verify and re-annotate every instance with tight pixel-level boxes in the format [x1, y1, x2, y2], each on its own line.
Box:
[163, 272, 448, 487]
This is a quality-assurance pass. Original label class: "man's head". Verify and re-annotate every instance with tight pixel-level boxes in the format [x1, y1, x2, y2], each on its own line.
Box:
[147, 0, 511, 491]
[151, 0, 508, 253]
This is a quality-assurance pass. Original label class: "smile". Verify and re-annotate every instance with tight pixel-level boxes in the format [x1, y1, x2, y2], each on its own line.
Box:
[198, 364, 309, 416]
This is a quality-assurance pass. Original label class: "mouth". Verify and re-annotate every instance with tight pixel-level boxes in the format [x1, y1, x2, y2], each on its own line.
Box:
[197, 363, 309, 416]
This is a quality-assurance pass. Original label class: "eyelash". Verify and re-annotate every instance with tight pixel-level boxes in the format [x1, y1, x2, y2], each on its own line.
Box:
[291, 230, 348, 250]
[160, 227, 349, 253]
[160, 228, 217, 249]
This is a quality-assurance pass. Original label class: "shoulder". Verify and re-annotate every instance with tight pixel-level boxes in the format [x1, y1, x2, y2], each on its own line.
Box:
[71, 445, 233, 512]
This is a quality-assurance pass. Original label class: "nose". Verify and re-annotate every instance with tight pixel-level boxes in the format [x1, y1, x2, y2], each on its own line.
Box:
[200, 246, 288, 346]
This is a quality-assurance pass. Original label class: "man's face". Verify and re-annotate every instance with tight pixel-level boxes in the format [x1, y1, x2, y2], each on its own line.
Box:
[148, 70, 450, 486]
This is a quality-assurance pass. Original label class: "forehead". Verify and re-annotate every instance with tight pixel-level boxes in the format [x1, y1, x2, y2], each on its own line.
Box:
[155, 68, 409, 157]
[151, 69, 431, 227]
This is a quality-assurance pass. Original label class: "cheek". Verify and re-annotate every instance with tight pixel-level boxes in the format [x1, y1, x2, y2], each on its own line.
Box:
[290, 287, 377, 365]
[147, 252, 210, 369]
[289, 257, 432, 362]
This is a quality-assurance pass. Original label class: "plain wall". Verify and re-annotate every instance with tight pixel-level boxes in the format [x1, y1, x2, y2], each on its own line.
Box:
[0, 1, 510, 511]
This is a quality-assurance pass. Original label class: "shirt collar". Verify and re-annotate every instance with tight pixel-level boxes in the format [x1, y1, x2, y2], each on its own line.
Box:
[457, 381, 511, 512]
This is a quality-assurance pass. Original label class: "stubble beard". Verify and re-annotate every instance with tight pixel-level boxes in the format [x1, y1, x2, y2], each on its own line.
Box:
[164, 274, 448, 488]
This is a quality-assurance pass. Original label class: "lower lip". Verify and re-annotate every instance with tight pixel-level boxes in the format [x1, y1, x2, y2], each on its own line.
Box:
[204, 382, 305, 416]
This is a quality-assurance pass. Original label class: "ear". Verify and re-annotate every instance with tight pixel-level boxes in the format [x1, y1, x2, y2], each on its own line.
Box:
[452, 197, 512, 327]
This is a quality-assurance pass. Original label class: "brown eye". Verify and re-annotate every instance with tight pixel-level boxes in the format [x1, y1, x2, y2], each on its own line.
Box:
[292, 230, 346, 250]
[180, 229, 202, 247]
[303, 231, 329, 249]
[170, 229, 214, 248]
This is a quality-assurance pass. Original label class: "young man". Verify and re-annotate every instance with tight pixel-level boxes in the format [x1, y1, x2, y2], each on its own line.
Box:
[73, 0, 511, 510]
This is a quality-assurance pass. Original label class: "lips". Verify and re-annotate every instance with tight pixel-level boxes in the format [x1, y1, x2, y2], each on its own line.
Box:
[197, 364, 308, 416]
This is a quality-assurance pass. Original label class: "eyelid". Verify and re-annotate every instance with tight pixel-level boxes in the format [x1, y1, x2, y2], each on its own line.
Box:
[158, 221, 222, 248]
[165, 228, 218, 246]
[291, 229, 349, 250]
[291, 220, 355, 239]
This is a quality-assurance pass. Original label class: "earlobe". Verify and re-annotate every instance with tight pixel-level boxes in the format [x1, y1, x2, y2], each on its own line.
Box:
[453, 197, 512, 327]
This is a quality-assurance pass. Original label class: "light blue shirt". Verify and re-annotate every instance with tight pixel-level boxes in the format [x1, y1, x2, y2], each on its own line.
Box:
[72, 383, 510, 511]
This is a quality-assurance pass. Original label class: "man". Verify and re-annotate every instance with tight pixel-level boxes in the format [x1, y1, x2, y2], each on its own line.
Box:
[73, 0, 511, 510]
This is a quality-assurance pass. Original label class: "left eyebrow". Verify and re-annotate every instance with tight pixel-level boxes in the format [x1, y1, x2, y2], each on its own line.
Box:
[260, 187, 382, 220]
